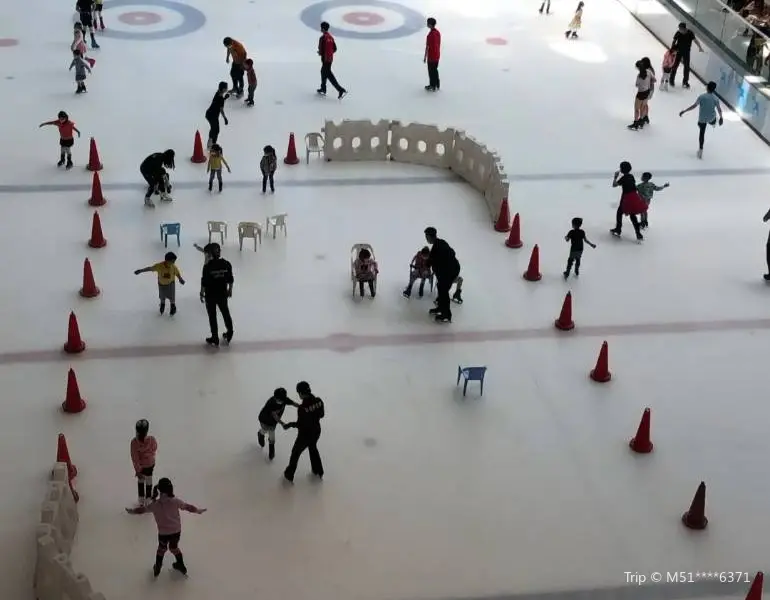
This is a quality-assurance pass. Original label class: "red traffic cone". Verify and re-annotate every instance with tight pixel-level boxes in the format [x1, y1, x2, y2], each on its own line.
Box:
[554, 291, 575, 331]
[56, 433, 78, 479]
[88, 211, 106, 248]
[283, 132, 300, 165]
[86, 137, 102, 171]
[746, 573, 764, 600]
[590, 341, 611, 382]
[87, 172, 106, 207]
[522, 245, 542, 281]
[191, 130, 207, 163]
[629, 408, 653, 453]
[682, 481, 708, 530]
[79, 258, 100, 298]
[63, 311, 86, 354]
[62, 368, 87, 414]
[505, 213, 523, 248]
[494, 198, 511, 232]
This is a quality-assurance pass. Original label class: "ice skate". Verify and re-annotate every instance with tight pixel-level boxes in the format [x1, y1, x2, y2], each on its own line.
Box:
[144, 197, 155, 208]
[452, 292, 463, 304]
[222, 330, 233, 345]
[57, 158, 65, 167]
[172, 560, 187, 576]
[434, 313, 451, 323]
[257, 431, 265, 447]
[66, 158, 74, 170]
[160, 192, 172, 202]
[697, 149, 703, 159]
[610, 228, 621, 237]
[268, 443, 275, 461]
[205, 336, 219, 347]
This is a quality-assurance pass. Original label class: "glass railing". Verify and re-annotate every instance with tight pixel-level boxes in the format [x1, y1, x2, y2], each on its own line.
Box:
[671, 0, 770, 78]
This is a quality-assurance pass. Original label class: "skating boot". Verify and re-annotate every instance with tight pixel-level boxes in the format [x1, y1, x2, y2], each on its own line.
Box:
[696, 149, 703, 159]
[434, 313, 451, 323]
[57, 156, 66, 167]
[452, 291, 463, 304]
[159, 302, 165, 315]
[428, 307, 440, 315]
[627, 120, 641, 130]
[144, 196, 156, 208]
[268, 443, 275, 461]
[222, 330, 233, 345]
[66, 157, 74, 170]
[418, 283, 425, 298]
[99, 16, 105, 30]
[153, 556, 163, 578]
[563, 270, 570, 280]
[205, 336, 220, 347]
[160, 192, 172, 202]
[169, 304, 177, 316]
[90, 33, 100, 49]
[172, 556, 187, 576]
[764, 273, 770, 281]
[401, 288, 411, 299]
[610, 228, 621, 237]
[257, 431, 265, 448]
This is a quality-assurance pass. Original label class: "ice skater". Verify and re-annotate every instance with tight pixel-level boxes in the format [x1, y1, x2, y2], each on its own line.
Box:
[636, 172, 669, 229]
[139, 149, 175, 207]
[283, 382, 325, 483]
[69, 49, 92, 94]
[563, 217, 596, 279]
[539, 0, 551, 14]
[258, 388, 298, 461]
[75, 0, 100, 48]
[93, 0, 105, 30]
[134, 251, 186, 315]
[130, 419, 158, 507]
[610, 161, 647, 241]
[223, 37, 248, 97]
[317, 21, 347, 99]
[660, 48, 676, 91]
[244, 58, 257, 106]
[125, 477, 206, 577]
[205, 82, 230, 148]
[763, 207, 770, 281]
[565, 2, 584, 39]
[425, 227, 461, 322]
[402, 246, 432, 298]
[679, 81, 723, 159]
[628, 59, 654, 130]
[206, 144, 231, 192]
[39, 111, 81, 169]
[259, 145, 277, 193]
[424, 17, 441, 91]
[200, 242, 235, 347]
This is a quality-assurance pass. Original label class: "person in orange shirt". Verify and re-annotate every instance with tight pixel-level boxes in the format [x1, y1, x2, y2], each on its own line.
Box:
[39, 110, 81, 169]
[424, 17, 441, 91]
[223, 37, 247, 97]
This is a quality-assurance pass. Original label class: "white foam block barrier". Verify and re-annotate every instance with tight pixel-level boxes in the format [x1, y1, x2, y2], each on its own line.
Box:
[322, 119, 390, 162]
[484, 155, 510, 221]
[389, 122, 455, 169]
[449, 131, 496, 216]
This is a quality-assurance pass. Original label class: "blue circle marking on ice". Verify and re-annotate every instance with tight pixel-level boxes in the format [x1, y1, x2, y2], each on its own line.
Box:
[299, 0, 424, 40]
[80, 0, 206, 41]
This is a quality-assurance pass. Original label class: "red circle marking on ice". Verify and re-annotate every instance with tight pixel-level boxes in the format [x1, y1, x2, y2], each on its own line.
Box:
[486, 37, 508, 45]
[118, 11, 163, 25]
[342, 11, 385, 26]
[0, 39, 19, 47]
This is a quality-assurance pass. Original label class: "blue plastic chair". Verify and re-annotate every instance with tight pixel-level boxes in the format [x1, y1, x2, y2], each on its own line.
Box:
[160, 223, 181, 248]
[457, 366, 487, 397]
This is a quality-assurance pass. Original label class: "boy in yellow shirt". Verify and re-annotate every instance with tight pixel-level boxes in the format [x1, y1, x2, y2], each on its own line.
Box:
[206, 144, 231, 192]
[134, 252, 186, 315]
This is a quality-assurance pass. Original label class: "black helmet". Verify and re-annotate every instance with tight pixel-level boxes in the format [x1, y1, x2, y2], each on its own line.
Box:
[135, 419, 149, 439]
[57, 111, 68, 120]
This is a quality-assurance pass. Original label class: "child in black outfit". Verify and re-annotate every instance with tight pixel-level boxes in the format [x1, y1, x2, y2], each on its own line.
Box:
[258, 388, 298, 460]
[260, 145, 277, 193]
[564, 217, 596, 279]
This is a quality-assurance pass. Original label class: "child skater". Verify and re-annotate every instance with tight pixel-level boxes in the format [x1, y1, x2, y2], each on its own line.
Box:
[134, 252, 186, 315]
[565, 2, 584, 39]
[260, 145, 277, 193]
[39, 111, 81, 169]
[71, 23, 95, 67]
[130, 419, 157, 507]
[125, 477, 206, 577]
[139, 149, 175, 206]
[258, 388, 298, 461]
[353, 248, 378, 298]
[564, 217, 596, 279]
[69, 49, 92, 94]
[636, 172, 669, 229]
[402, 246, 432, 298]
[660, 49, 676, 91]
[93, 0, 105, 30]
[206, 144, 231, 192]
[610, 161, 646, 241]
[244, 58, 257, 107]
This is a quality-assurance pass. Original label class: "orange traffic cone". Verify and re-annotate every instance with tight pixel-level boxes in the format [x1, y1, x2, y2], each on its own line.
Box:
[745, 573, 764, 600]
[590, 341, 611, 382]
[79, 258, 100, 298]
[283, 133, 300, 165]
[629, 408, 653, 453]
[505, 213, 523, 248]
[494, 198, 511, 232]
[87, 172, 106, 207]
[554, 291, 575, 331]
[56, 433, 77, 479]
[191, 130, 207, 163]
[88, 211, 106, 248]
[86, 137, 102, 171]
[63, 311, 86, 354]
[62, 368, 87, 414]
[522, 245, 542, 281]
[682, 482, 708, 530]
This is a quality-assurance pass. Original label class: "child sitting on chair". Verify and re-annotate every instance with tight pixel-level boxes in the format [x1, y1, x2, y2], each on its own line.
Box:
[402, 246, 432, 298]
[353, 248, 378, 298]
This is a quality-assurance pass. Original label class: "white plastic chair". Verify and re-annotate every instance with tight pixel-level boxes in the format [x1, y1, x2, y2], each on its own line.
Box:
[266, 213, 288, 239]
[305, 133, 324, 164]
[237, 221, 262, 251]
[207, 221, 228, 244]
[350, 243, 377, 297]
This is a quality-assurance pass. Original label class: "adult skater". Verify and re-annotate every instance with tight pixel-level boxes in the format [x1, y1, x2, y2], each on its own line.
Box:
[200, 242, 234, 347]
[679, 81, 723, 159]
[424, 227, 461, 323]
[628, 59, 655, 130]
[610, 161, 646, 241]
[223, 37, 247, 97]
[139, 149, 175, 207]
[282, 381, 325, 483]
[424, 17, 441, 91]
[317, 21, 347, 99]
[75, 0, 99, 48]
[668, 22, 703, 89]
[762, 207, 770, 281]
[205, 81, 230, 148]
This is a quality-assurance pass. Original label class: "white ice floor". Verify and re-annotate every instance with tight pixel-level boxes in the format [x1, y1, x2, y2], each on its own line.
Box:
[1, 0, 769, 599]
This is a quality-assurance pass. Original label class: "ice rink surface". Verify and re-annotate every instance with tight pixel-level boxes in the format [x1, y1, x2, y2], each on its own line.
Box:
[0, 0, 769, 598]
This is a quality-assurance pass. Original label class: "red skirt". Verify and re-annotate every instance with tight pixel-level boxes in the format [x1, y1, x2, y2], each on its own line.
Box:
[620, 191, 647, 215]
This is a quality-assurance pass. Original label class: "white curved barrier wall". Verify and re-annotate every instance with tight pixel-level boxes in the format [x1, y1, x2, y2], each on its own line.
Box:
[321, 120, 510, 223]
[35, 463, 106, 600]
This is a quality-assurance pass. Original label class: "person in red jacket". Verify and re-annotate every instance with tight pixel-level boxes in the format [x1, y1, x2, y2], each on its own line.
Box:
[424, 17, 441, 91]
[317, 21, 347, 99]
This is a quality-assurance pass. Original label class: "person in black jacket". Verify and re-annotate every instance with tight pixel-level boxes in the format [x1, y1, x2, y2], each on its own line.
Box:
[140, 149, 175, 207]
[199, 243, 234, 347]
[425, 227, 461, 323]
[282, 381, 325, 483]
[668, 22, 703, 88]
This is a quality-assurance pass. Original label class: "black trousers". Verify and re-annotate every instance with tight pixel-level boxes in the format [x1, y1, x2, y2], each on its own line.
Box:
[669, 51, 691, 85]
[614, 205, 642, 236]
[206, 113, 220, 144]
[261, 172, 274, 192]
[766, 239, 770, 274]
[141, 167, 165, 198]
[204, 295, 233, 338]
[284, 429, 323, 480]
[230, 63, 244, 94]
[427, 61, 440, 89]
[436, 268, 460, 318]
[320, 62, 343, 94]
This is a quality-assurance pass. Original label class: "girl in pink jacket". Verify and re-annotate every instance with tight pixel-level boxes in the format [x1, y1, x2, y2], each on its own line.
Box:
[126, 477, 206, 577]
[130, 419, 157, 506]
